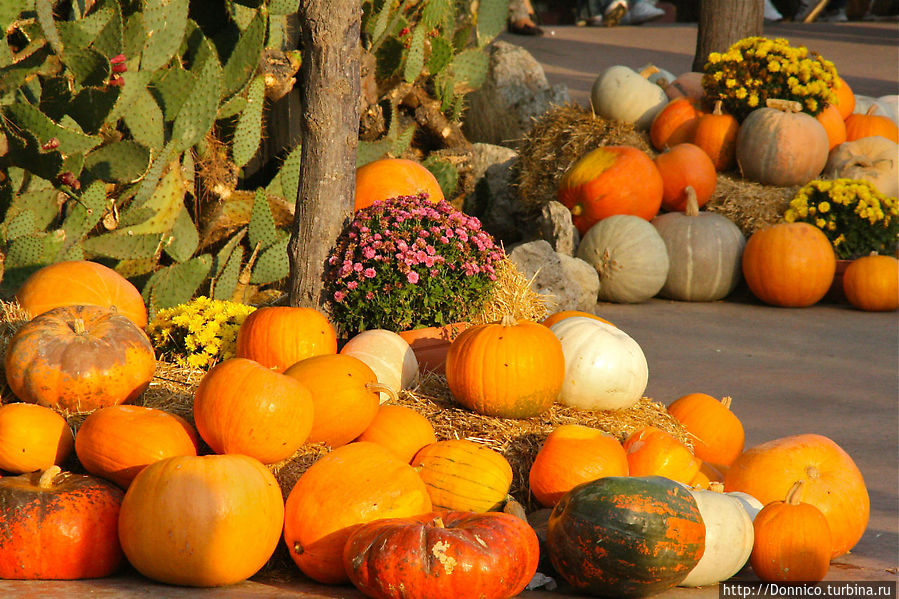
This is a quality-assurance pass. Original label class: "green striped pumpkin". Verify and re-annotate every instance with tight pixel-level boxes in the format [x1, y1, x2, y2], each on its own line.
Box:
[547, 475, 706, 597]
[411, 439, 512, 512]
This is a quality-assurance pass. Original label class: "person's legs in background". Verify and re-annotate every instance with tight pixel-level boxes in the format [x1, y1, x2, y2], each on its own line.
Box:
[508, 0, 544, 35]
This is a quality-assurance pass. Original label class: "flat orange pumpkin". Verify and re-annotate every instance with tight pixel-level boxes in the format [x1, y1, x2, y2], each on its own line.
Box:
[354, 158, 444, 211]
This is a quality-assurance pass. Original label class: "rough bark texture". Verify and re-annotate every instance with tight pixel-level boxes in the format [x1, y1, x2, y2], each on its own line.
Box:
[288, 0, 361, 310]
[692, 0, 764, 72]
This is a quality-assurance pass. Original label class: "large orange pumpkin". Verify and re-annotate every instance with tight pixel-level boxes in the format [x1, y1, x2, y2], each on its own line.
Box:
[724, 433, 869, 559]
[741, 222, 836, 307]
[833, 76, 856, 120]
[74, 405, 199, 488]
[354, 404, 436, 464]
[558, 145, 664, 234]
[355, 158, 444, 211]
[667, 392, 744, 467]
[842, 254, 899, 312]
[4, 305, 156, 412]
[0, 403, 73, 474]
[622, 426, 701, 484]
[284, 441, 433, 584]
[235, 306, 337, 372]
[844, 106, 899, 143]
[654, 143, 717, 212]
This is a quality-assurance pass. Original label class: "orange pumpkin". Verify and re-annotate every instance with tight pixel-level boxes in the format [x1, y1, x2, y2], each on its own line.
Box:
[0, 403, 73, 474]
[193, 358, 314, 464]
[283, 354, 382, 448]
[4, 305, 156, 412]
[528, 424, 628, 507]
[844, 106, 899, 143]
[654, 143, 717, 212]
[558, 145, 664, 235]
[741, 222, 836, 307]
[725, 433, 869, 558]
[355, 158, 444, 211]
[15, 260, 148, 328]
[815, 104, 848, 151]
[750, 481, 832, 582]
[667, 392, 745, 466]
[650, 98, 701, 151]
[842, 254, 899, 312]
[445, 315, 565, 419]
[833, 76, 856, 120]
[283, 441, 433, 584]
[235, 306, 337, 372]
[689, 461, 726, 489]
[622, 426, 701, 484]
[75, 405, 199, 488]
[540, 309, 614, 328]
[354, 404, 436, 463]
[691, 101, 740, 171]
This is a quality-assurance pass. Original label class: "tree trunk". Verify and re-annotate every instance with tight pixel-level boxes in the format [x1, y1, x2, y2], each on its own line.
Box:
[287, 0, 361, 310]
[692, 0, 763, 72]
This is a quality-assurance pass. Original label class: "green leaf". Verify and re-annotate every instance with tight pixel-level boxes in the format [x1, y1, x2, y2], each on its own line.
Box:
[57, 5, 114, 49]
[61, 47, 110, 87]
[427, 36, 453, 76]
[231, 74, 265, 168]
[212, 240, 243, 300]
[123, 85, 165, 151]
[403, 24, 425, 83]
[249, 232, 289, 285]
[140, 0, 189, 72]
[3, 102, 101, 155]
[268, 0, 300, 15]
[247, 187, 278, 249]
[83, 140, 151, 184]
[69, 86, 120, 134]
[35, 0, 63, 55]
[222, 9, 266, 98]
[82, 231, 162, 259]
[163, 206, 198, 262]
[476, 0, 508, 45]
[171, 42, 223, 153]
[143, 254, 212, 310]
[1, 1, 33, 35]
[356, 139, 389, 167]
[60, 180, 107, 247]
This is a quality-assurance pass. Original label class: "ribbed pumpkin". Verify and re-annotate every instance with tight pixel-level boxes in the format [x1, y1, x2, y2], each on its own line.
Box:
[15, 260, 148, 328]
[815, 104, 847, 151]
[445, 315, 564, 419]
[741, 222, 836, 307]
[0, 466, 124, 579]
[655, 143, 717, 212]
[355, 158, 444, 211]
[558, 145, 664, 235]
[844, 105, 899, 142]
[577, 214, 670, 303]
[667, 392, 745, 466]
[4, 305, 156, 412]
[842, 254, 899, 311]
[691, 101, 740, 171]
[235, 306, 337, 372]
[354, 404, 436, 464]
[824, 136, 899, 197]
[340, 329, 419, 403]
[736, 99, 830, 186]
[283, 354, 383, 448]
[547, 475, 705, 597]
[74, 405, 199, 488]
[650, 97, 701, 151]
[622, 426, 702, 484]
[833, 76, 856, 119]
[411, 439, 512, 513]
[725, 433, 869, 558]
[652, 189, 746, 301]
[540, 309, 614, 328]
[343, 511, 539, 599]
[284, 441, 433, 584]
[118, 454, 284, 587]
[528, 425, 628, 507]
[0, 403, 73, 474]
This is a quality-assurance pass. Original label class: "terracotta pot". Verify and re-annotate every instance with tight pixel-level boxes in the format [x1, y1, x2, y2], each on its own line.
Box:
[397, 323, 470, 375]
[826, 259, 852, 304]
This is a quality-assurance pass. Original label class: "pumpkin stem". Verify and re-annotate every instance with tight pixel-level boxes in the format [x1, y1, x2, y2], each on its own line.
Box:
[432, 516, 445, 529]
[708, 481, 725, 493]
[766, 98, 802, 113]
[38, 465, 62, 489]
[365, 382, 398, 403]
[684, 186, 699, 217]
[72, 318, 86, 335]
[865, 105, 879, 116]
[293, 541, 304, 555]
[713, 100, 724, 115]
[785, 480, 804, 505]
[720, 396, 733, 410]
[500, 315, 517, 327]
[502, 496, 528, 522]
[639, 64, 660, 80]
[571, 204, 584, 217]
[806, 465, 820, 480]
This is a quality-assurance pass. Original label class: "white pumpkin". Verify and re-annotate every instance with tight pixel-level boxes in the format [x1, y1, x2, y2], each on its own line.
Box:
[549, 317, 648, 411]
[577, 214, 670, 304]
[339, 329, 418, 403]
[590, 65, 669, 130]
[825, 136, 898, 198]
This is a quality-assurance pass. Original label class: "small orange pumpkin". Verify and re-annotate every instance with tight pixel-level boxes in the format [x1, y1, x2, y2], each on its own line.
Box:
[815, 104, 847, 151]
[354, 404, 436, 463]
[622, 426, 701, 484]
[833, 76, 856, 120]
[844, 105, 899, 143]
[667, 392, 745, 466]
[235, 306, 337, 372]
[355, 158, 444, 211]
[842, 254, 899, 312]
[650, 97, 701, 151]
[654, 143, 717, 212]
[540, 309, 614, 328]
[0, 403, 73, 474]
[691, 101, 740, 171]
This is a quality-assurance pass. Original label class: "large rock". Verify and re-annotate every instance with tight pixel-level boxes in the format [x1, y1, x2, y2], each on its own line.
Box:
[508, 240, 599, 313]
[538, 201, 580, 256]
[463, 41, 570, 148]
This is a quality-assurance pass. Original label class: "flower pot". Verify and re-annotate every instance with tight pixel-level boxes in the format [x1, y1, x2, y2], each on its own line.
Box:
[397, 322, 471, 375]
[825, 259, 852, 304]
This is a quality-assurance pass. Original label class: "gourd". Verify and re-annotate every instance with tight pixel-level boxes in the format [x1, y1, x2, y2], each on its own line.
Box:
[343, 511, 539, 599]
[590, 65, 668, 130]
[4, 305, 156, 412]
[445, 315, 565, 419]
[824, 135, 899, 197]
[666, 392, 745, 466]
[283, 442, 433, 584]
[654, 143, 717, 212]
[842, 254, 899, 312]
[622, 426, 702, 484]
[652, 189, 746, 301]
[650, 97, 701, 151]
[844, 105, 899, 142]
[0, 403, 73, 474]
[235, 306, 337, 372]
[577, 214, 670, 303]
[355, 158, 444, 211]
[192, 358, 314, 464]
[547, 475, 705, 597]
[340, 329, 419, 403]
[118, 454, 284, 587]
[736, 99, 830, 186]
[354, 405, 436, 463]
[549, 316, 648, 411]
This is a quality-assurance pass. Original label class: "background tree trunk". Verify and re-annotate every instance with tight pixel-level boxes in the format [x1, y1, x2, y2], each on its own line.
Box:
[692, 0, 764, 72]
[287, 0, 361, 310]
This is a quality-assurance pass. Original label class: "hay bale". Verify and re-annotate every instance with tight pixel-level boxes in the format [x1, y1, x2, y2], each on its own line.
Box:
[706, 173, 796, 237]
[470, 257, 549, 325]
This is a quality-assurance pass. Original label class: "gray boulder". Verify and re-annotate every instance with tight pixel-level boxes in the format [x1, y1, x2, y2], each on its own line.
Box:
[508, 240, 599, 313]
[538, 201, 580, 256]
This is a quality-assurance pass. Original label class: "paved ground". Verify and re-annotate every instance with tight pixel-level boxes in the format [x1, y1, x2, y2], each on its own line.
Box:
[1, 16, 897, 599]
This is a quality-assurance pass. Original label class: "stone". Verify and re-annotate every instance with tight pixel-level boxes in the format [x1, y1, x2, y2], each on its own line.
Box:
[508, 240, 599, 313]
[538, 201, 580, 256]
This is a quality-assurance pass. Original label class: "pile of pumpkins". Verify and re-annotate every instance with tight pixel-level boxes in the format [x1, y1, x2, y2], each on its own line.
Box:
[0, 259, 872, 598]
[563, 64, 899, 312]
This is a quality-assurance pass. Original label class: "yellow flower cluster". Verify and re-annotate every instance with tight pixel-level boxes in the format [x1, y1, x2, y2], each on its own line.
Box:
[784, 178, 899, 259]
[703, 37, 839, 122]
[147, 297, 256, 370]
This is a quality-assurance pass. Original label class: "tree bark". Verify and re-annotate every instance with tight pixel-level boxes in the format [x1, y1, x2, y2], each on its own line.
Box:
[288, 0, 361, 310]
[692, 0, 764, 72]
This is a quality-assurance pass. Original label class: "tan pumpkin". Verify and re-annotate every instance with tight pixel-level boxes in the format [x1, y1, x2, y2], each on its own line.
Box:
[842, 254, 899, 312]
[736, 99, 830, 186]
[824, 135, 899, 197]
[339, 329, 419, 403]
[0, 403, 73, 474]
[664, 72, 705, 102]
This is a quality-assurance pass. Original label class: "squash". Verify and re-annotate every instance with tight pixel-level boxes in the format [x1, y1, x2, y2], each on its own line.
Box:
[445, 315, 565, 419]
[550, 316, 648, 411]
[0, 403, 73, 474]
[652, 189, 746, 301]
[235, 305, 337, 372]
[666, 392, 745, 466]
[824, 135, 899, 198]
[4, 305, 156, 412]
[547, 475, 705, 597]
[354, 405, 436, 464]
[842, 254, 899, 312]
[650, 98, 701, 151]
[118, 454, 284, 587]
[654, 143, 717, 212]
[343, 512, 539, 599]
[340, 329, 419, 403]
[590, 65, 668, 130]
[622, 426, 702, 484]
[707, 481, 764, 522]
[736, 99, 830, 186]
[845, 105, 899, 143]
[577, 214, 670, 303]
[355, 158, 444, 211]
